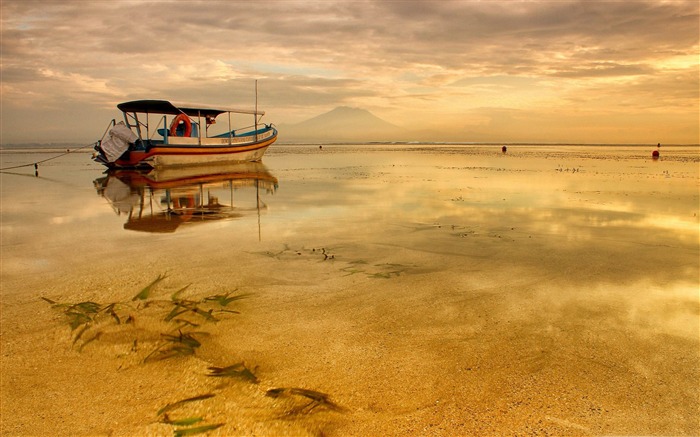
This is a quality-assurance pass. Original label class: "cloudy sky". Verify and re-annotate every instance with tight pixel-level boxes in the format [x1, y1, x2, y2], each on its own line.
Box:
[1, 0, 698, 144]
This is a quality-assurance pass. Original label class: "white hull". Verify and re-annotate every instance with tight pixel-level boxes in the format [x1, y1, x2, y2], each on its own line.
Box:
[150, 145, 270, 167]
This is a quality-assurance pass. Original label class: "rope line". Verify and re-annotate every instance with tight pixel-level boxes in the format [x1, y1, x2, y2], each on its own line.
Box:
[0, 141, 97, 172]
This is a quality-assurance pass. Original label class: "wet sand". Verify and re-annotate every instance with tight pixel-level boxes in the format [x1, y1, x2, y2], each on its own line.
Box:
[1, 145, 699, 436]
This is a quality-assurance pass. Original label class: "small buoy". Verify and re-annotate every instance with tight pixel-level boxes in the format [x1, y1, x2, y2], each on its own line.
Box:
[652, 150, 660, 159]
[319, 145, 323, 150]
[501, 145, 507, 153]
[657, 143, 661, 148]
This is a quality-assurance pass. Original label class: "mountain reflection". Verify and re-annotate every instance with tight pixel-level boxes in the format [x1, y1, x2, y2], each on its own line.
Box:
[94, 163, 278, 233]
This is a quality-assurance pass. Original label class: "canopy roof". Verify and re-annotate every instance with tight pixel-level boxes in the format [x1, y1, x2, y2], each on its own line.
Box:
[117, 100, 264, 117]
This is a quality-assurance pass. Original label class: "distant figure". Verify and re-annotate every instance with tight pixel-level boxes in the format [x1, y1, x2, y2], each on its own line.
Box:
[319, 145, 323, 150]
[501, 145, 507, 153]
[657, 143, 661, 148]
[652, 150, 660, 159]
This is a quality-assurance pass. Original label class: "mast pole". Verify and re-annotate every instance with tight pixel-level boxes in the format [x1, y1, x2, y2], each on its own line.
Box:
[228, 112, 232, 145]
[256, 179, 261, 241]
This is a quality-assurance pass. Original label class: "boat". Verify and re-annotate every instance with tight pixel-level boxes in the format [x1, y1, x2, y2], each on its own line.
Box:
[93, 99, 277, 168]
[93, 162, 278, 233]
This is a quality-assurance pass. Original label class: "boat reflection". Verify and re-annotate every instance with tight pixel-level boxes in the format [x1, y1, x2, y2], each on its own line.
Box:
[94, 162, 278, 233]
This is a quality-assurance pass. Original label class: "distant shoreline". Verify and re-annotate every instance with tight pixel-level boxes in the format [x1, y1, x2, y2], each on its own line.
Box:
[1, 142, 699, 150]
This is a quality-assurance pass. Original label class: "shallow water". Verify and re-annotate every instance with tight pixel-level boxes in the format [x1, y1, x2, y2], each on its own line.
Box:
[1, 144, 699, 436]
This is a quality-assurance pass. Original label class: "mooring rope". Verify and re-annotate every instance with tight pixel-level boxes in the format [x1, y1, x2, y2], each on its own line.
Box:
[0, 141, 97, 172]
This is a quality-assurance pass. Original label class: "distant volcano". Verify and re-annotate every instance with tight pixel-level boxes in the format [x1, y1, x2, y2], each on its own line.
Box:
[278, 107, 407, 143]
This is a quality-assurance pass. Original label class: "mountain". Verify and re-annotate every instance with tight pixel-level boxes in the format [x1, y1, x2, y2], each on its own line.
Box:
[278, 107, 407, 143]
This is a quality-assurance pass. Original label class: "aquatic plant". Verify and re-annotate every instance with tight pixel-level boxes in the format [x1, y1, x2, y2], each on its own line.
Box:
[203, 291, 249, 307]
[312, 247, 335, 260]
[251, 245, 340, 262]
[41, 297, 130, 350]
[173, 423, 224, 436]
[266, 387, 345, 415]
[164, 290, 249, 326]
[161, 415, 203, 426]
[367, 263, 410, 279]
[77, 332, 103, 352]
[157, 394, 224, 436]
[42, 276, 345, 434]
[207, 361, 259, 383]
[143, 287, 248, 362]
[132, 273, 168, 301]
[157, 393, 216, 416]
[40, 298, 99, 329]
[42, 275, 247, 359]
[143, 330, 206, 363]
[250, 244, 291, 259]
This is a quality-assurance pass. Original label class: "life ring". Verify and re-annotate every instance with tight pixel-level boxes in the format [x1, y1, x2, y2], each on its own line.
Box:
[169, 113, 192, 137]
[173, 196, 196, 209]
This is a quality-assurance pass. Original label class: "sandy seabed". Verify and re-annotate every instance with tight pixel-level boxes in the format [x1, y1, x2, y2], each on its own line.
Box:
[1, 145, 699, 436]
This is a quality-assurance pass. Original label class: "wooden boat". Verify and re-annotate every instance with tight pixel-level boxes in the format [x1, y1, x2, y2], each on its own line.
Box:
[93, 99, 277, 168]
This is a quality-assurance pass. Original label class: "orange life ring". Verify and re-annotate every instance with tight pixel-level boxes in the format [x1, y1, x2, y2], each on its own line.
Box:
[169, 113, 192, 137]
[173, 196, 196, 209]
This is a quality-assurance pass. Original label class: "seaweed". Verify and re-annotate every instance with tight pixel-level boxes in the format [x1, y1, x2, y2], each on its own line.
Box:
[42, 297, 116, 349]
[250, 245, 290, 259]
[173, 423, 224, 436]
[132, 273, 167, 301]
[157, 394, 223, 436]
[368, 263, 411, 279]
[207, 362, 259, 383]
[78, 332, 103, 352]
[202, 291, 249, 307]
[71, 324, 92, 345]
[340, 259, 368, 276]
[170, 284, 191, 301]
[266, 387, 345, 414]
[161, 415, 203, 426]
[164, 302, 194, 323]
[172, 319, 200, 328]
[144, 331, 204, 363]
[64, 301, 102, 329]
[42, 278, 355, 433]
[43, 276, 247, 361]
[102, 303, 121, 324]
[190, 307, 219, 322]
[164, 291, 248, 324]
[157, 393, 216, 416]
[313, 247, 335, 260]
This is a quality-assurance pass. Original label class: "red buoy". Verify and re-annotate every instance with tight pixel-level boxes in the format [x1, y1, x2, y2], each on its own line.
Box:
[652, 150, 660, 159]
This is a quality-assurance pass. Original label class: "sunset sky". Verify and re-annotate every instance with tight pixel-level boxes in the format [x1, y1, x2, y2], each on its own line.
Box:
[1, 0, 698, 144]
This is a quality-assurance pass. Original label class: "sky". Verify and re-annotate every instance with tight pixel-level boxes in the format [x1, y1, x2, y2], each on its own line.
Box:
[1, 0, 698, 145]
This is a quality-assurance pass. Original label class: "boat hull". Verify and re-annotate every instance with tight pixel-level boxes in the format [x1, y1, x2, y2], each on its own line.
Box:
[106, 130, 277, 169]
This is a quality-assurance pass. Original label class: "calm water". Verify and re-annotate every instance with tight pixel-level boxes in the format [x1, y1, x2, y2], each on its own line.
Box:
[1, 145, 698, 284]
[1, 144, 699, 436]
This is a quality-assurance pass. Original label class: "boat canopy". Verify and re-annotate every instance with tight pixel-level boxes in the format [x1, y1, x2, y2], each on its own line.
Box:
[116, 100, 265, 118]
